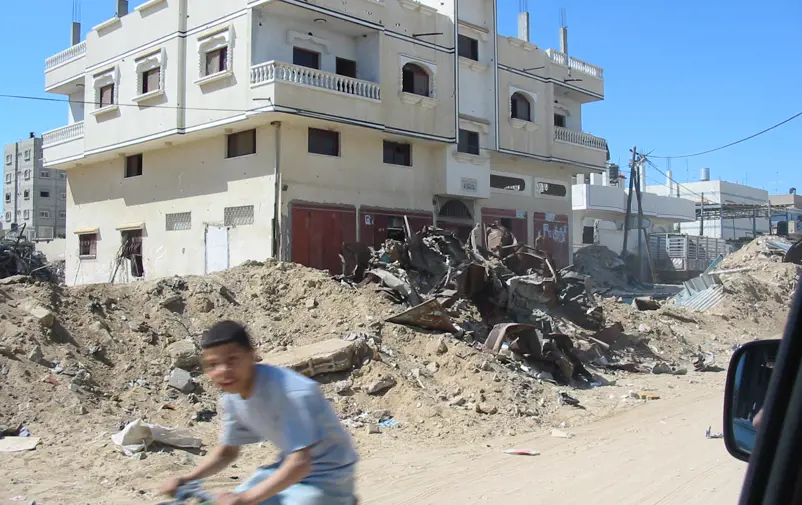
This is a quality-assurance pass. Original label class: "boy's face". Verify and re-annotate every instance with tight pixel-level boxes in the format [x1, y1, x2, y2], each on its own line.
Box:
[201, 343, 256, 395]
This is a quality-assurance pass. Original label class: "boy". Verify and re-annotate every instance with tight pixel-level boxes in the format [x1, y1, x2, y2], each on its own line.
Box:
[160, 321, 358, 505]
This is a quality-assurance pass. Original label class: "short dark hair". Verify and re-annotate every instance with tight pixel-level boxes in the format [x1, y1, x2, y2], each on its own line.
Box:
[201, 320, 254, 350]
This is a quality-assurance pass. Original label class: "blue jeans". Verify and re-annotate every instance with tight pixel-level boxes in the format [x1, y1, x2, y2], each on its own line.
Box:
[235, 464, 356, 505]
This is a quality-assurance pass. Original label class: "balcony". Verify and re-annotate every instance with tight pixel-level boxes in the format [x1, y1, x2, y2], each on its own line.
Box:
[42, 122, 85, 167]
[552, 127, 608, 169]
[546, 49, 604, 99]
[250, 61, 383, 124]
[573, 183, 696, 222]
[546, 50, 603, 79]
[45, 42, 87, 94]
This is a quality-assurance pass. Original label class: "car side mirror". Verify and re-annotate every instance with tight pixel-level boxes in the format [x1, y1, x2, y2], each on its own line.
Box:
[723, 339, 780, 462]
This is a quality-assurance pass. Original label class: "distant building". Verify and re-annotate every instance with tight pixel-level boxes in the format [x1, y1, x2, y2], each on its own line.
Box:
[646, 168, 771, 241]
[3, 135, 68, 240]
[769, 190, 802, 234]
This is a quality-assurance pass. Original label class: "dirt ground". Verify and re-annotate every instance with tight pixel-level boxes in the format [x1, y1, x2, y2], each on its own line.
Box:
[0, 236, 797, 504]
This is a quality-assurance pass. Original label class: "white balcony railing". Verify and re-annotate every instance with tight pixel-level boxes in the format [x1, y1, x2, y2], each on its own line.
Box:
[42, 122, 84, 147]
[546, 49, 604, 79]
[250, 61, 381, 101]
[45, 41, 87, 70]
[554, 126, 607, 151]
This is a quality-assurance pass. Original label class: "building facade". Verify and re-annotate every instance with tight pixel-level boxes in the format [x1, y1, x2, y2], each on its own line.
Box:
[572, 169, 697, 255]
[3, 136, 68, 240]
[42, 0, 608, 285]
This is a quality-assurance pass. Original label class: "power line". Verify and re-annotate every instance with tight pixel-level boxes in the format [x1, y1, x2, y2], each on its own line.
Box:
[0, 93, 251, 114]
[649, 110, 802, 159]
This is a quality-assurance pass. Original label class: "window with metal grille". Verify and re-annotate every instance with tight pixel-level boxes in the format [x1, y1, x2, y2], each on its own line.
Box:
[383, 141, 412, 166]
[224, 205, 254, 226]
[99, 84, 115, 107]
[125, 154, 143, 178]
[205, 47, 228, 76]
[308, 128, 340, 156]
[166, 212, 192, 231]
[79, 233, 97, 258]
[458, 129, 480, 155]
[511, 92, 532, 121]
[226, 130, 256, 159]
[457, 35, 479, 61]
[142, 67, 161, 94]
[40, 191, 50, 198]
[490, 175, 526, 191]
[401, 63, 430, 96]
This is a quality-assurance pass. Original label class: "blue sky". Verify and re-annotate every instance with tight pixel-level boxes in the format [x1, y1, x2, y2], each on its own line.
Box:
[1, 0, 800, 193]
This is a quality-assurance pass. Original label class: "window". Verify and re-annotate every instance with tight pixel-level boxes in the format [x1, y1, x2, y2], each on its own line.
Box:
[336, 58, 357, 78]
[24, 150, 31, 161]
[99, 84, 115, 108]
[582, 226, 594, 244]
[4, 212, 10, 222]
[24, 170, 31, 180]
[23, 189, 30, 200]
[490, 175, 526, 191]
[205, 47, 228, 76]
[224, 205, 255, 226]
[40, 170, 50, 178]
[59, 211, 67, 219]
[59, 172, 67, 180]
[537, 181, 567, 197]
[166, 212, 191, 231]
[4, 193, 10, 203]
[226, 130, 256, 159]
[293, 47, 320, 69]
[142, 67, 161, 94]
[60, 192, 67, 199]
[308, 128, 340, 156]
[457, 129, 480, 155]
[40, 191, 50, 198]
[511, 92, 532, 121]
[402, 63, 430, 96]
[79, 233, 98, 258]
[23, 210, 29, 220]
[4, 174, 10, 184]
[4, 154, 10, 165]
[458, 35, 479, 61]
[40, 210, 50, 219]
[125, 154, 143, 178]
[554, 113, 567, 128]
[383, 141, 412, 166]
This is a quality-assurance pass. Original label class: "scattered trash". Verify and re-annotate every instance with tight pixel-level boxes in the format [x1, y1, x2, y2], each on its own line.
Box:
[557, 392, 581, 407]
[111, 419, 202, 456]
[551, 429, 574, 439]
[503, 448, 540, 456]
[378, 418, 399, 428]
[705, 426, 724, 439]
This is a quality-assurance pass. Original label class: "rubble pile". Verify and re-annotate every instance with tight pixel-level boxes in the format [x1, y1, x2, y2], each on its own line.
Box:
[569, 245, 643, 292]
[0, 233, 58, 283]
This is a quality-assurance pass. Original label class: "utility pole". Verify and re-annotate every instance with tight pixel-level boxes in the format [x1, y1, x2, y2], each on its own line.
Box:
[12, 142, 19, 232]
[621, 146, 637, 256]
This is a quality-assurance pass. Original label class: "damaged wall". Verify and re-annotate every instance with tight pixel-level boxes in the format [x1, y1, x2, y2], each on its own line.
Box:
[65, 128, 277, 285]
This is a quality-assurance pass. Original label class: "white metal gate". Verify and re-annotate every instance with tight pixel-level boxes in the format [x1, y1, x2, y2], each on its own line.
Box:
[205, 225, 229, 274]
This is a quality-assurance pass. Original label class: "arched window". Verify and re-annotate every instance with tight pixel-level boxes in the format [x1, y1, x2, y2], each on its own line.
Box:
[402, 63, 430, 97]
[510, 92, 532, 121]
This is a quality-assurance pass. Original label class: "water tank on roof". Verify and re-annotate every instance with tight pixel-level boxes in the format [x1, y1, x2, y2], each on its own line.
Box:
[700, 167, 710, 182]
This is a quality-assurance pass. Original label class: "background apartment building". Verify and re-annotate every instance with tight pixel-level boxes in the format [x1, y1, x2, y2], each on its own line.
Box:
[3, 135, 67, 240]
[42, 0, 609, 286]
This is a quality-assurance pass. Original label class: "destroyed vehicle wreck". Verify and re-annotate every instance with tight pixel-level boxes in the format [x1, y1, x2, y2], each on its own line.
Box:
[337, 220, 624, 386]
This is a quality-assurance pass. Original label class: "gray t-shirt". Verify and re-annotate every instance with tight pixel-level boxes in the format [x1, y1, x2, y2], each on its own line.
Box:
[219, 364, 357, 490]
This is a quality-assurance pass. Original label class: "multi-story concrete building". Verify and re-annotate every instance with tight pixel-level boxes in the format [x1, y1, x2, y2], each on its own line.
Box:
[3, 135, 68, 240]
[572, 168, 696, 255]
[42, 0, 608, 286]
[646, 168, 771, 241]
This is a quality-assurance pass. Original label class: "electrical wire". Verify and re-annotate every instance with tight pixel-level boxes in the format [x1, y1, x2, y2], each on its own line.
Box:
[0, 93, 252, 114]
[648, 110, 802, 159]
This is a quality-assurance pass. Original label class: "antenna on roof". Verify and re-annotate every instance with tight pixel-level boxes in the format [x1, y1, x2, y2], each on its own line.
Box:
[71, 0, 82, 45]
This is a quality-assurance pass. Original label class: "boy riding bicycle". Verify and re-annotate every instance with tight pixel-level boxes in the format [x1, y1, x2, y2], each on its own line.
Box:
[160, 321, 358, 505]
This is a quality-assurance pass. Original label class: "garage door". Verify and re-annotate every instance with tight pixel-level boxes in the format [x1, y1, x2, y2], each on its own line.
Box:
[291, 203, 356, 274]
[359, 207, 433, 250]
[482, 208, 528, 245]
[534, 212, 570, 268]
